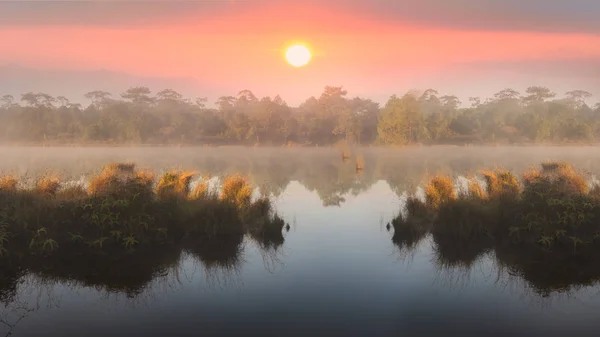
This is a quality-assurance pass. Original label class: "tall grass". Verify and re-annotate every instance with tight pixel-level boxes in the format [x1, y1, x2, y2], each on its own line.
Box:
[480, 169, 520, 199]
[220, 175, 253, 208]
[35, 176, 60, 196]
[88, 162, 154, 199]
[467, 176, 485, 199]
[424, 175, 456, 209]
[191, 175, 212, 200]
[156, 170, 196, 199]
[0, 175, 18, 192]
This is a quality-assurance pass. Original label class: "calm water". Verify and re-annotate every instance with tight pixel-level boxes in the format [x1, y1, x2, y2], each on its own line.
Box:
[2, 146, 600, 337]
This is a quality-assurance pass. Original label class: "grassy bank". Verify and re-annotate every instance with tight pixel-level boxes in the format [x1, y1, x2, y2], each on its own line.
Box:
[391, 161, 600, 294]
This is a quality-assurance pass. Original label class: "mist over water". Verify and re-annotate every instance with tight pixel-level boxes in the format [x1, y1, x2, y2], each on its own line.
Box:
[3, 146, 600, 336]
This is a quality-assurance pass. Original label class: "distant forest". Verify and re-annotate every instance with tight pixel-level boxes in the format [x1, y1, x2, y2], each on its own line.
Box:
[0, 86, 598, 145]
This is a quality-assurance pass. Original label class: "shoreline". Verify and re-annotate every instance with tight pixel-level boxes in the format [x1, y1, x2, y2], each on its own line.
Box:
[1, 143, 600, 148]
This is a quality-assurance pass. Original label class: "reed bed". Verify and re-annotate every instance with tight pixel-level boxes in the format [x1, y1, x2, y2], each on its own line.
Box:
[391, 161, 600, 294]
[0, 163, 287, 301]
[0, 163, 287, 259]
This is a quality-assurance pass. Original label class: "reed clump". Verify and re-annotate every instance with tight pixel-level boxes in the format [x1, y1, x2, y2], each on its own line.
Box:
[191, 175, 212, 200]
[466, 176, 486, 199]
[88, 163, 154, 200]
[0, 175, 18, 193]
[35, 176, 60, 196]
[534, 161, 588, 197]
[424, 175, 456, 209]
[220, 175, 253, 209]
[156, 170, 196, 200]
[480, 169, 520, 199]
[497, 170, 520, 197]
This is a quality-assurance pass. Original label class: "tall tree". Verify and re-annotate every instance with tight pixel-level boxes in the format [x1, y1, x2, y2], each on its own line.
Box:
[378, 94, 426, 145]
[0, 95, 14, 108]
[522, 86, 555, 105]
[21, 92, 55, 108]
[494, 88, 520, 101]
[84, 91, 112, 109]
[155, 89, 183, 102]
[565, 90, 592, 108]
[121, 87, 154, 105]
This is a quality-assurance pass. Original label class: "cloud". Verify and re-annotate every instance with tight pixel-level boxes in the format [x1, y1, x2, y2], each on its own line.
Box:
[456, 57, 600, 81]
[339, 0, 600, 34]
[1, 0, 599, 34]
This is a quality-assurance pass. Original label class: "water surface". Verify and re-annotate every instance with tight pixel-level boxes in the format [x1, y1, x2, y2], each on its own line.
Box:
[2, 146, 600, 337]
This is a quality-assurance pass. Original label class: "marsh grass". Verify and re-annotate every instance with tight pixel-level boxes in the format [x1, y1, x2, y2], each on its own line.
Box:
[35, 176, 60, 196]
[156, 170, 196, 200]
[466, 176, 486, 199]
[56, 185, 88, 200]
[220, 175, 253, 208]
[0, 162, 289, 302]
[591, 184, 600, 199]
[480, 169, 520, 199]
[424, 175, 456, 209]
[398, 162, 600, 249]
[534, 161, 588, 196]
[0, 162, 286, 261]
[88, 163, 154, 200]
[390, 161, 600, 293]
[435, 198, 497, 240]
[0, 175, 18, 192]
[191, 175, 212, 200]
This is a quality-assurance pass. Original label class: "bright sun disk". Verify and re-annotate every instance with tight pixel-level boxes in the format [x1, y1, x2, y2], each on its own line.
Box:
[285, 44, 311, 67]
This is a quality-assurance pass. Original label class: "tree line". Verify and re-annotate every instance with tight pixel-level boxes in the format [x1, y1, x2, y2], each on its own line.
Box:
[0, 86, 598, 145]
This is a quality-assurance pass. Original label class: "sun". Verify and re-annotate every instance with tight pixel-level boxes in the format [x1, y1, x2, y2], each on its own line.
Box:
[285, 44, 311, 67]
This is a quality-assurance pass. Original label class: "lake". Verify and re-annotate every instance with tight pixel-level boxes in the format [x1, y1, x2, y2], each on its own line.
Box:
[2, 146, 600, 337]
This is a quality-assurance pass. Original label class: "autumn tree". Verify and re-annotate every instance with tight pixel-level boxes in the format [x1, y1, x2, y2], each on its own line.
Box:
[378, 93, 427, 145]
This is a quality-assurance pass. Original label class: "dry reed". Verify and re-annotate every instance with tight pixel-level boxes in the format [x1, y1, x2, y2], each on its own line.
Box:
[0, 175, 18, 192]
[220, 175, 253, 208]
[156, 170, 196, 199]
[424, 175, 456, 209]
[35, 176, 60, 196]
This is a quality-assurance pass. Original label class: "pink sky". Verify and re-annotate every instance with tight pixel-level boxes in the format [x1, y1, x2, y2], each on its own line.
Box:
[0, 1, 599, 104]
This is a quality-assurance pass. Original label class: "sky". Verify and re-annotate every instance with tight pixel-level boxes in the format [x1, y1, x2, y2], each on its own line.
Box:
[0, 0, 599, 105]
